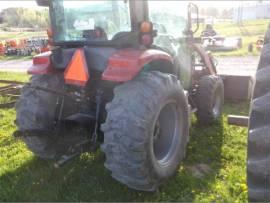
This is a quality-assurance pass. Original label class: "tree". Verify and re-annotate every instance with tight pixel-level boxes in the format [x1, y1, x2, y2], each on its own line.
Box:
[205, 7, 219, 18]
[0, 7, 49, 28]
[220, 8, 233, 19]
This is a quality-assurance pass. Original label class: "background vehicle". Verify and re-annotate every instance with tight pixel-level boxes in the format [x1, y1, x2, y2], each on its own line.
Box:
[0, 41, 5, 55]
[3, 38, 48, 56]
[14, 0, 224, 191]
[202, 36, 242, 51]
[201, 24, 242, 51]
[255, 36, 264, 51]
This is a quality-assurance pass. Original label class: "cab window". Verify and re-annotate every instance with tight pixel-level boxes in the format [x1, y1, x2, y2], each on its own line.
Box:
[148, 1, 187, 38]
[148, 1, 188, 53]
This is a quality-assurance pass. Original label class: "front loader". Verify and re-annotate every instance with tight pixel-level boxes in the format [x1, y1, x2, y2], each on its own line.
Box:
[14, 0, 224, 191]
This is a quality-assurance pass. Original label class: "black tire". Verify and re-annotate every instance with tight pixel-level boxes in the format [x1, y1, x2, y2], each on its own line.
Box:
[101, 71, 189, 191]
[15, 74, 79, 159]
[247, 26, 270, 202]
[237, 38, 243, 49]
[195, 75, 224, 125]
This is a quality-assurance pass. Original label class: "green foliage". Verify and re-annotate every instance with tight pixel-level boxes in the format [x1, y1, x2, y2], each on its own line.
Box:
[0, 8, 49, 28]
[0, 30, 46, 41]
[0, 72, 30, 83]
[0, 71, 249, 202]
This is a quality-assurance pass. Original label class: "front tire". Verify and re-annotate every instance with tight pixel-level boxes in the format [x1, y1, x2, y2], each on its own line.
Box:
[195, 75, 224, 125]
[101, 71, 189, 191]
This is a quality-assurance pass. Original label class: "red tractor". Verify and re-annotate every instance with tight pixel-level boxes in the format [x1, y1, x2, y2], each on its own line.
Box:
[14, 0, 224, 191]
[0, 41, 5, 55]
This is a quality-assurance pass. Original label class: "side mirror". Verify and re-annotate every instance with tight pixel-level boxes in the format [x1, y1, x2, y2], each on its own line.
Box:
[36, 0, 49, 7]
[187, 3, 199, 34]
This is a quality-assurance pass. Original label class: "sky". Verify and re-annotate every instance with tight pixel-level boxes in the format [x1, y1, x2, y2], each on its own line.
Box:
[0, 1, 38, 10]
[0, 0, 262, 11]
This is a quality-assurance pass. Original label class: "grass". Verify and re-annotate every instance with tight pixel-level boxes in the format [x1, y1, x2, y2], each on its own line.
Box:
[214, 19, 268, 37]
[0, 72, 30, 83]
[212, 36, 261, 57]
[0, 55, 33, 61]
[0, 72, 249, 202]
[0, 31, 46, 41]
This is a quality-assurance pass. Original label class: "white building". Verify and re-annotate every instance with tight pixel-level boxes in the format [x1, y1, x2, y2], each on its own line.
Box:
[234, 3, 270, 22]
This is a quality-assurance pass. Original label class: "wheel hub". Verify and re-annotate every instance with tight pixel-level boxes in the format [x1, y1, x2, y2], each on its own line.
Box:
[153, 121, 160, 142]
[153, 102, 180, 165]
[212, 90, 221, 118]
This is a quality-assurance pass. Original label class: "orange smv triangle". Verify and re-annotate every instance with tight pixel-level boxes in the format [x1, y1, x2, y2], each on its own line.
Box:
[64, 49, 89, 86]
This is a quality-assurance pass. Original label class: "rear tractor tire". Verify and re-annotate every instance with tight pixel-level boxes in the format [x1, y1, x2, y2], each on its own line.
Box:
[247, 27, 270, 202]
[101, 71, 189, 191]
[15, 74, 78, 159]
[195, 75, 224, 125]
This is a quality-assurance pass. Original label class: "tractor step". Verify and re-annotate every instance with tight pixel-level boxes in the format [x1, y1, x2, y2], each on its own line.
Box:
[64, 112, 96, 125]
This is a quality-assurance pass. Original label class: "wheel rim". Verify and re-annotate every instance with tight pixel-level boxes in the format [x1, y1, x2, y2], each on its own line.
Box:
[212, 89, 222, 118]
[153, 102, 181, 166]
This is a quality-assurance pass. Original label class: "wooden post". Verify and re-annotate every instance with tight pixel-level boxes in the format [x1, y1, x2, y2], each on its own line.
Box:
[228, 115, 249, 127]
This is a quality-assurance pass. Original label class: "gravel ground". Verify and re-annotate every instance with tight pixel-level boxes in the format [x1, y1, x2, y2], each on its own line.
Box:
[0, 59, 31, 72]
[216, 56, 259, 76]
[0, 56, 260, 75]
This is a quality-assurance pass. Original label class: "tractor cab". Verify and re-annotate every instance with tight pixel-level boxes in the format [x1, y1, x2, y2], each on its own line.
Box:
[48, 1, 137, 46]
[35, 0, 200, 89]
[38, 0, 189, 45]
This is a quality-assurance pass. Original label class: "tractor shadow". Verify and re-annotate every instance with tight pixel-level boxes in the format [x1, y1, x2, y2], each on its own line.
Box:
[0, 117, 226, 202]
[181, 116, 225, 195]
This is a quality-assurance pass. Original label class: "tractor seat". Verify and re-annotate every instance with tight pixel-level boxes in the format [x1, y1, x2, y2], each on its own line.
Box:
[82, 27, 108, 41]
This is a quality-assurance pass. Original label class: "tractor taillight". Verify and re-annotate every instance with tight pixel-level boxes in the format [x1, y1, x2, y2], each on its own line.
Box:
[28, 52, 54, 75]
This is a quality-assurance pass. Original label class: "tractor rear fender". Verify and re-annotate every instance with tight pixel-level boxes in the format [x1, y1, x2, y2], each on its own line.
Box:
[28, 51, 55, 75]
[102, 48, 174, 82]
[28, 49, 174, 81]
